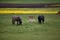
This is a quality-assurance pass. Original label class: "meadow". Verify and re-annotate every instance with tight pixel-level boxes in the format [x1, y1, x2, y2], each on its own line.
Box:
[0, 0, 60, 40]
[0, 14, 60, 40]
[0, 0, 60, 3]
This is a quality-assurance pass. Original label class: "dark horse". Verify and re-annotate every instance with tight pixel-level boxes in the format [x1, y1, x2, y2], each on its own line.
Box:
[12, 16, 22, 25]
[38, 15, 44, 23]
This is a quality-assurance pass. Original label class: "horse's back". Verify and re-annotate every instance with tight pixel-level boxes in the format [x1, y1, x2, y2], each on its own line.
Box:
[12, 16, 20, 21]
[38, 15, 44, 19]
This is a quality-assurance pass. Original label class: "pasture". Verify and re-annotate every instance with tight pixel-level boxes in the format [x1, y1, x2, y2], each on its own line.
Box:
[0, 14, 60, 40]
[0, 0, 60, 3]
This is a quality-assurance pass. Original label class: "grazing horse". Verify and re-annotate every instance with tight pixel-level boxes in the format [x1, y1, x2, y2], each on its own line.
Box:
[28, 16, 35, 22]
[12, 16, 22, 25]
[38, 15, 44, 23]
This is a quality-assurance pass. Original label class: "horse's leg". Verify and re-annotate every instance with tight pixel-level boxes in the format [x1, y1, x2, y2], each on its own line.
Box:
[38, 19, 41, 23]
[40, 20, 41, 23]
[17, 21, 18, 25]
[38, 20, 41, 23]
[19, 20, 22, 25]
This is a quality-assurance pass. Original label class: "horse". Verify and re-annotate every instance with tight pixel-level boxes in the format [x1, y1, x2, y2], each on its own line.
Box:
[28, 16, 35, 22]
[38, 15, 44, 23]
[12, 16, 22, 25]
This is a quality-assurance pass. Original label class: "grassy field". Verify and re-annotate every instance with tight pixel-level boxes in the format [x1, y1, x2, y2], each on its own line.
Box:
[0, 14, 60, 40]
[0, 0, 60, 3]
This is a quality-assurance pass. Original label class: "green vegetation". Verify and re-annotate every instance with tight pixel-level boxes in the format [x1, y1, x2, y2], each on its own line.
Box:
[0, 8, 60, 11]
[0, 0, 60, 3]
[0, 14, 60, 40]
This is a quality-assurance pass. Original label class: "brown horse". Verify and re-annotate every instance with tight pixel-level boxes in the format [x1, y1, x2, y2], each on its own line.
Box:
[12, 16, 22, 25]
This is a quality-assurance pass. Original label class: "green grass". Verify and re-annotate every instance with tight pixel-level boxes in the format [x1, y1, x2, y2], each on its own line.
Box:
[0, 8, 60, 11]
[0, 14, 60, 40]
[0, 0, 60, 3]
